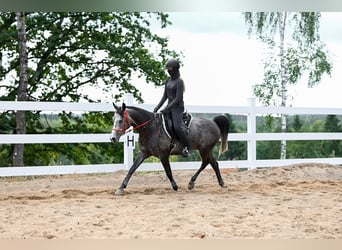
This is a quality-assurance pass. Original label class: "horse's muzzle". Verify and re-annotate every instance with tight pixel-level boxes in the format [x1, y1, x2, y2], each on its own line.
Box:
[110, 137, 117, 143]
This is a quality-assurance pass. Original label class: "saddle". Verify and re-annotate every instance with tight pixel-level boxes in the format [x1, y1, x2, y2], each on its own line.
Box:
[161, 111, 193, 140]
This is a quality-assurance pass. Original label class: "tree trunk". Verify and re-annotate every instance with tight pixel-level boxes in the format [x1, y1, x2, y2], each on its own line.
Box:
[279, 12, 287, 160]
[13, 12, 28, 166]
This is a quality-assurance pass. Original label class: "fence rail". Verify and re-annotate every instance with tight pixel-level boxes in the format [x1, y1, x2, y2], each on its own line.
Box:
[1, 94, 342, 177]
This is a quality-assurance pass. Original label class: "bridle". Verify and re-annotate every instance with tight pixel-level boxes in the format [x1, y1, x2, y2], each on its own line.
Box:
[112, 110, 153, 134]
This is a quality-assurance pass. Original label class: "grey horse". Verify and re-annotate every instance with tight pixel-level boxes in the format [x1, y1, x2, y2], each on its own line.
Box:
[110, 103, 229, 195]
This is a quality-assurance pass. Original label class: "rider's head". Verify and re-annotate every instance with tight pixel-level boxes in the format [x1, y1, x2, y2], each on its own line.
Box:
[165, 58, 180, 78]
[165, 58, 180, 70]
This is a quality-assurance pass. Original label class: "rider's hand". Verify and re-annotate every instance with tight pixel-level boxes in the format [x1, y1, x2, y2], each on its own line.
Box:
[160, 108, 169, 114]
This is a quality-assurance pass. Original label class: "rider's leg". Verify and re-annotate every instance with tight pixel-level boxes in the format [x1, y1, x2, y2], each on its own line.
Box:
[170, 110, 191, 157]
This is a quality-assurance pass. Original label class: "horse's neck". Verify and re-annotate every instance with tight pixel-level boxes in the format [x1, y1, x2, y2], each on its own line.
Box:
[127, 108, 152, 126]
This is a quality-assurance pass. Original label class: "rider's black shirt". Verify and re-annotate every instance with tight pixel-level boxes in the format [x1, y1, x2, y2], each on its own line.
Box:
[155, 71, 184, 112]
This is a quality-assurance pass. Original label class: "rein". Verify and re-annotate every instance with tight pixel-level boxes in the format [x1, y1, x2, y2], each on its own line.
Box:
[112, 110, 153, 134]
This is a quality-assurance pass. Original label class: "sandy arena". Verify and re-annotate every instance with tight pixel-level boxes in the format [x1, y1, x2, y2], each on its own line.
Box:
[0, 163, 342, 239]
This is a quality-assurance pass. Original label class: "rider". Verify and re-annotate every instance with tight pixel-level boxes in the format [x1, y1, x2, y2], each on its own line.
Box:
[153, 58, 191, 157]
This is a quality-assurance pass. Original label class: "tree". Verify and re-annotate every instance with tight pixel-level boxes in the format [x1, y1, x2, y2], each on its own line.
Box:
[322, 115, 342, 157]
[1, 12, 176, 103]
[291, 115, 303, 132]
[324, 115, 341, 132]
[12, 12, 28, 166]
[0, 12, 178, 166]
[244, 12, 332, 159]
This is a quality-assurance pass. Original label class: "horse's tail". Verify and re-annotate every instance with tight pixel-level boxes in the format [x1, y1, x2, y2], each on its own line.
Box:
[213, 115, 229, 156]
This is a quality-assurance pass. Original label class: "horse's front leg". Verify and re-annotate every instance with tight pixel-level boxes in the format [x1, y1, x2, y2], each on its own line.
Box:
[160, 156, 178, 191]
[115, 151, 148, 196]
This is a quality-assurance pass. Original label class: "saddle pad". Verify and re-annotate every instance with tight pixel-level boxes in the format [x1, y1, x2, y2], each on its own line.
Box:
[161, 112, 192, 140]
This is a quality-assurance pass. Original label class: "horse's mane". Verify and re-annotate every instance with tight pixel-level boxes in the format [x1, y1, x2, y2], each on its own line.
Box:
[126, 105, 154, 119]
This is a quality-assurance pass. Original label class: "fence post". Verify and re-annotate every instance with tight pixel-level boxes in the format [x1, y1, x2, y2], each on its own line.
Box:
[247, 98, 257, 169]
[123, 94, 135, 170]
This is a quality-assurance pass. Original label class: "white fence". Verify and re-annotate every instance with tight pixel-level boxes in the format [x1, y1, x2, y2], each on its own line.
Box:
[1, 94, 342, 177]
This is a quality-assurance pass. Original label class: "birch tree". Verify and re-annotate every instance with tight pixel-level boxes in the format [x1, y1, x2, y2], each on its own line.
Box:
[244, 12, 332, 159]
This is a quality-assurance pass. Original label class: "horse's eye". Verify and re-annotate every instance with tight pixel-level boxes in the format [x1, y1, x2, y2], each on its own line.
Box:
[119, 120, 123, 124]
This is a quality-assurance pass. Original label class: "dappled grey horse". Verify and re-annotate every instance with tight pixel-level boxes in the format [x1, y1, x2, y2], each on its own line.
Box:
[110, 103, 229, 195]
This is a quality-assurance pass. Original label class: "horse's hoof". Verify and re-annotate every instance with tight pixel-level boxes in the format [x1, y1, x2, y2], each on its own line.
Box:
[172, 184, 178, 191]
[114, 189, 124, 196]
[188, 181, 195, 190]
[220, 182, 227, 188]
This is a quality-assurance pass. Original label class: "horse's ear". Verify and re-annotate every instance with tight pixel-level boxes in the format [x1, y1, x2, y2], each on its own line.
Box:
[113, 103, 118, 111]
[122, 103, 126, 111]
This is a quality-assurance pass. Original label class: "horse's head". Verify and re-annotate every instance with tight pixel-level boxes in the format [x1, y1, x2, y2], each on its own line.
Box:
[110, 103, 129, 143]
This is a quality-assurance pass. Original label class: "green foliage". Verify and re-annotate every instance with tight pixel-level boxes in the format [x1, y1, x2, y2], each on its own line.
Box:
[0, 145, 12, 166]
[287, 115, 341, 158]
[1, 12, 178, 103]
[0, 12, 179, 167]
[252, 114, 342, 159]
[321, 115, 342, 157]
[324, 115, 342, 132]
[291, 115, 303, 132]
[0, 111, 124, 167]
[257, 115, 280, 132]
[257, 141, 281, 159]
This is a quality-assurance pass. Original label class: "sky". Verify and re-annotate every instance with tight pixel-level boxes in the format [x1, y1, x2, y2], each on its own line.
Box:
[133, 12, 342, 108]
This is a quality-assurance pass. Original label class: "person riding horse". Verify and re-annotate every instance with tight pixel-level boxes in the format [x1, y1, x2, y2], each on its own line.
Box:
[153, 58, 191, 157]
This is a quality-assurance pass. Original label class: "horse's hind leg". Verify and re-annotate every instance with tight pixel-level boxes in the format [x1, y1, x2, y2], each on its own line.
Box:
[209, 154, 226, 188]
[188, 159, 209, 190]
[188, 149, 211, 190]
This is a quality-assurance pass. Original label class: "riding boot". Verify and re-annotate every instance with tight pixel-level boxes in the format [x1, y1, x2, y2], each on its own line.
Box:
[170, 109, 192, 157]
[178, 130, 191, 157]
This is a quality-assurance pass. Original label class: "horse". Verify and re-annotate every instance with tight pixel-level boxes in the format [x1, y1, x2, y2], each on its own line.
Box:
[110, 103, 230, 195]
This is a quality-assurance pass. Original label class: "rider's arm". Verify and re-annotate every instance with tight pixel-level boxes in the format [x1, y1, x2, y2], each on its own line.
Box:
[153, 85, 167, 113]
